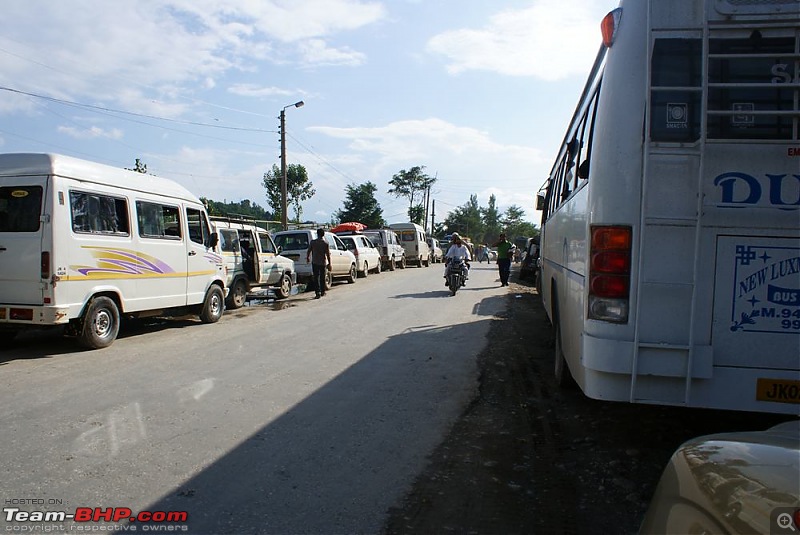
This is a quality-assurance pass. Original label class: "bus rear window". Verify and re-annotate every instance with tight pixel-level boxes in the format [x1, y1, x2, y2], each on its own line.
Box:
[0, 186, 43, 232]
[707, 35, 798, 140]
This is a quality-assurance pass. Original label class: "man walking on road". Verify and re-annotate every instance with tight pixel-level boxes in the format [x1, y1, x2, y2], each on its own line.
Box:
[306, 228, 332, 298]
[494, 233, 514, 287]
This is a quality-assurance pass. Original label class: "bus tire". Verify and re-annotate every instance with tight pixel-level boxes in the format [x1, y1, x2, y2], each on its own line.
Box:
[199, 285, 225, 323]
[78, 296, 120, 349]
[554, 319, 577, 389]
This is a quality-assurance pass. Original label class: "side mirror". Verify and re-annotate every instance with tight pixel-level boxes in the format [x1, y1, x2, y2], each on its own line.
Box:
[208, 232, 219, 248]
[536, 194, 546, 211]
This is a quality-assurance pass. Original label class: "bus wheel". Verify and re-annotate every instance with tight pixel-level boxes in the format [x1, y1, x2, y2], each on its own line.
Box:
[79, 296, 120, 349]
[226, 279, 248, 310]
[554, 320, 577, 389]
[275, 273, 292, 299]
[199, 285, 225, 323]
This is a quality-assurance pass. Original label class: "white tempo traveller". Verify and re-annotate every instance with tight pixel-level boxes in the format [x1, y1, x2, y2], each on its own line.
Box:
[0, 153, 227, 349]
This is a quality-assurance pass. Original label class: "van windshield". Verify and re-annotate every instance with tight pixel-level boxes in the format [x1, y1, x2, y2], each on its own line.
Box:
[274, 233, 309, 251]
[0, 186, 43, 232]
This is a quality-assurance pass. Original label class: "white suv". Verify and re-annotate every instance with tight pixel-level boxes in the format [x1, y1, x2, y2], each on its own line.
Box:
[273, 229, 357, 291]
[337, 234, 382, 277]
[212, 219, 296, 309]
[363, 229, 406, 271]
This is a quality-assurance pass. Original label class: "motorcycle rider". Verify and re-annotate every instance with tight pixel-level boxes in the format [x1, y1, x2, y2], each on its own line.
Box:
[444, 232, 471, 286]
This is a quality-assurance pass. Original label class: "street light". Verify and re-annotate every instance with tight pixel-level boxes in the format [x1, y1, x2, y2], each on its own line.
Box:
[280, 100, 304, 230]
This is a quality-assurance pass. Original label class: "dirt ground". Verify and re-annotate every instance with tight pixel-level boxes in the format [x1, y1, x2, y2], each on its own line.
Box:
[383, 268, 788, 535]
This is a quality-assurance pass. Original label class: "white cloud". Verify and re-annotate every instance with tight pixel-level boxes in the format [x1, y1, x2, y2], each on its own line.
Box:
[228, 84, 296, 98]
[298, 39, 367, 67]
[426, 0, 603, 80]
[57, 125, 124, 140]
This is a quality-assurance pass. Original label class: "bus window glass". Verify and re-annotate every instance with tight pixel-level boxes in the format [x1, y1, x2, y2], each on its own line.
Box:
[651, 38, 702, 142]
[707, 36, 797, 140]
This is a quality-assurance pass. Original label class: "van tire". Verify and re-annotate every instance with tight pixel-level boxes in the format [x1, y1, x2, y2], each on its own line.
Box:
[226, 279, 248, 310]
[78, 296, 120, 349]
[275, 273, 292, 299]
[388, 257, 396, 271]
[347, 264, 357, 284]
[199, 285, 225, 323]
[398, 256, 406, 269]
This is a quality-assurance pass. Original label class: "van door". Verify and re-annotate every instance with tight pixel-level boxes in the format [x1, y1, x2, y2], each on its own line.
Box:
[0, 179, 47, 306]
[257, 231, 279, 285]
[185, 207, 216, 305]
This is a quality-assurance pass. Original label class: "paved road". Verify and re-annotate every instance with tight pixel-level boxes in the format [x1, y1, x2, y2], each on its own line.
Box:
[0, 261, 509, 534]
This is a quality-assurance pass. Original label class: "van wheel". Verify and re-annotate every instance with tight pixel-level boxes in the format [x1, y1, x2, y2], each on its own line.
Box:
[347, 264, 357, 284]
[226, 279, 248, 310]
[399, 256, 406, 269]
[275, 273, 292, 299]
[199, 285, 225, 323]
[388, 257, 396, 271]
[78, 296, 120, 349]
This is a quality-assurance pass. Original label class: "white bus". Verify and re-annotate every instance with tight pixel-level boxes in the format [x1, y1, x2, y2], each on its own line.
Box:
[537, 0, 800, 414]
[0, 153, 227, 349]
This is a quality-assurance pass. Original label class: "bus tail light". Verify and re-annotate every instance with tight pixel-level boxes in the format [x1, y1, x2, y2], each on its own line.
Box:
[601, 8, 623, 48]
[588, 225, 631, 322]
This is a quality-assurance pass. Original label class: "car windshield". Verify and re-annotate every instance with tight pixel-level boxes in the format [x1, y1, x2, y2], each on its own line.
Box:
[364, 232, 383, 245]
[274, 233, 308, 250]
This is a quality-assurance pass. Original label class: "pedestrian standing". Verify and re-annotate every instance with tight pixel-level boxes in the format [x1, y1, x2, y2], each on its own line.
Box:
[494, 233, 514, 287]
[306, 228, 332, 298]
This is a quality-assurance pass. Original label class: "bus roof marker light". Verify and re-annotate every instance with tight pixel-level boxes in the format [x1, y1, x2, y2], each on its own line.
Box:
[601, 8, 623, 48]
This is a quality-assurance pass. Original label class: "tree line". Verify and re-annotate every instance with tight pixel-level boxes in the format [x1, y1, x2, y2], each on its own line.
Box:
[130, 158, 538, 241]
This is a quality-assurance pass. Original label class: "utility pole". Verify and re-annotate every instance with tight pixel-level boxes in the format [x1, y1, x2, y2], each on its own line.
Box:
[431, 199, 436, 236]
[279, 101, 304, 231]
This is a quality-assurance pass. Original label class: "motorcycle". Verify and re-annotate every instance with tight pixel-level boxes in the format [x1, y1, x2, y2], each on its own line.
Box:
[445, 256, 469, 296]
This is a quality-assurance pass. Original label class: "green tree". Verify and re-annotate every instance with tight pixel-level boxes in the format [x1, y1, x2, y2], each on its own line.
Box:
[408, 205, 425, 225]
[502, 205, 539, 240]
[443, 194, 484, 241]
[388, 166, 436, 222]
[201, 198, 273, 221]
[334, 182, 385, 228]
[481, 194, 502, 243]
[262, 163, 315, 223]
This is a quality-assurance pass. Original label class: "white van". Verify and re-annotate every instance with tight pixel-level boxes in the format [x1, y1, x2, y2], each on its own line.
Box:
[389, 222, 431, 267]
[0, 153, 226, 349]
[211, 217, 296, 309]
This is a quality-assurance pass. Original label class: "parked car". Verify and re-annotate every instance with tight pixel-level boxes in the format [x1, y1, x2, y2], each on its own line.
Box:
[639, 420, 800, 535]
[389, 222, 431, 267]
[212, 218, 296, 309]
[427, 237, 443, 263]
[363, 229, 406, 271]
[272, 229, 357, 291]
[338, 234, 382, 277]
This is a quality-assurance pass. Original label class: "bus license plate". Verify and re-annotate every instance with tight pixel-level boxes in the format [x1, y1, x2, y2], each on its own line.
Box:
[756, 378, 800, 404]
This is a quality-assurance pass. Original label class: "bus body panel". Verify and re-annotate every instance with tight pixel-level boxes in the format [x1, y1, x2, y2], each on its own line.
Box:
[538, 0, 800, 414]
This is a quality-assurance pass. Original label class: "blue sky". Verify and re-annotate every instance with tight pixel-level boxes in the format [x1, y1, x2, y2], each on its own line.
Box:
[0, 0, 620, 225]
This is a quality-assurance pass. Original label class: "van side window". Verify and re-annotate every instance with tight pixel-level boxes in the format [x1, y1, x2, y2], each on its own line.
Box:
[0, 186, 43, 233]
[186, 207, 209, 245]
[70, 191, 129, 236]
[259, 232, 276, 254]
[137, 201, 181, 239]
